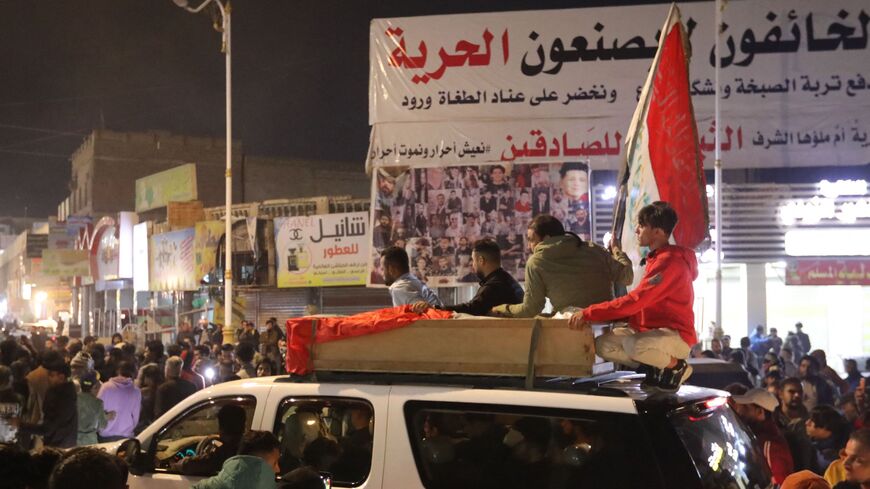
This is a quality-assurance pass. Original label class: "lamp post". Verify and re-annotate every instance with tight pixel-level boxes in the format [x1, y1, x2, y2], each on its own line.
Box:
[172, 0, 235, 345]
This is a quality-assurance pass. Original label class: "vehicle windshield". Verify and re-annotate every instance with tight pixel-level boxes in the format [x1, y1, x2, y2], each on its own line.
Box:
[670, 402, 771, 489]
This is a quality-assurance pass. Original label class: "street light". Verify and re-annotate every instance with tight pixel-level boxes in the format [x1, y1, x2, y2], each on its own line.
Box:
[173, 0, 235, 345]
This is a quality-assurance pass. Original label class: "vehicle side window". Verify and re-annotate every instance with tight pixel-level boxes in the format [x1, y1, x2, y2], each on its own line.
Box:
[152, 396, 256, 474]
[273, 397, 373, 487]
[404, 401, 664, 489]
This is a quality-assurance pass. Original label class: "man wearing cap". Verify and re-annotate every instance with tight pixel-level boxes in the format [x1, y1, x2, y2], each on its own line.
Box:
[14, 362, 77, 448]
[732, 388, 795, 486]
[76, 370, 109, 446]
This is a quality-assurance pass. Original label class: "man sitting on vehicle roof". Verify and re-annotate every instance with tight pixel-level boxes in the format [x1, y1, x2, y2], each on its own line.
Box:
[381, 246, 442, 308]
[411, 239, 523, 316]
[568, 202, 697, 393]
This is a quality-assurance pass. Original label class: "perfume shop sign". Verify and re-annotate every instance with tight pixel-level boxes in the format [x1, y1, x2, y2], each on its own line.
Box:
[274, 212, 370, 288]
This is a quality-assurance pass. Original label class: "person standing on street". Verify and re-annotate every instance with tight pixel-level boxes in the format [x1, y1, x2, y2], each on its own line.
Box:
[730, 388, 795, 486]
[97, 361, 141, 442]
[795, 322, 812, 359]
[155, 356, 196, 419]
[75, 371, 108, 446]
[15, 362, 77, 448]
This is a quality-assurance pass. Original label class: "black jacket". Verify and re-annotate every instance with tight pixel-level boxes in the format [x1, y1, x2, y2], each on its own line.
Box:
[155, 378, 197, 419]
[445, 268, 524, 316]
[20, 381, 77, 448]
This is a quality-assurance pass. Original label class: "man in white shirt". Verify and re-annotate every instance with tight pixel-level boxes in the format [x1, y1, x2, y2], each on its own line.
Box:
[381, 246, 443, 307]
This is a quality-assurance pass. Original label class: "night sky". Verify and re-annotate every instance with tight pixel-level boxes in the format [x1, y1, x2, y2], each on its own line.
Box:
[0, 0, 706, 217]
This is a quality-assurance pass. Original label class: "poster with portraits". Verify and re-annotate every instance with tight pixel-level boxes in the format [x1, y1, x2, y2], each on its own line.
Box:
[369, 162, 591, 287]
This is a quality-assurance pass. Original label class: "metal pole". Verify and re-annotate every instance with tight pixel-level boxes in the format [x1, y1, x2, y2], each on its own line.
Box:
[221, 2, 235, 345]
[714, 0, 724, 334]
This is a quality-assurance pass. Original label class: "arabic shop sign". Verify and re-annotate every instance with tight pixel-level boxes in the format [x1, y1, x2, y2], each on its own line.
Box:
[369, 1, 870, 170]
[274, 212, 370, 288]
[135, 163, 198, 213]
[786, 259, 870, 286]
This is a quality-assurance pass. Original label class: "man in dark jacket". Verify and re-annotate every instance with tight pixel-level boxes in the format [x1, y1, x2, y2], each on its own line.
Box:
[15, 362, 77, 448]
[155, 356, 196, 418]
[412, 239, 523, 316]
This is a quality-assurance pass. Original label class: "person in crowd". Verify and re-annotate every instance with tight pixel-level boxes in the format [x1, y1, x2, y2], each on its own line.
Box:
[721, 335, 734, 358]
[155, 356, 196, 419]
[49, 446, 129, 489]
[110, 333, 124, 348]
[75, 371, 108, 446]
[567, 202, 695, 392]
[69, 351, 93, 386]
[219, 343, 237, 382]
[193, 344, 217, 385]
[833, 428, 870, 489]
[751, 325, 771, 360]
[812, 350, 851, 396]
[381, 246, 442, 308]
[491, 213, 632, 318]
[840, 394, 862, 429]
[180, 349, 206, 391]
[29, 446, 64, 489]
[769, 327, 784, 355]
[175, 404, 247, 476]
[15, 362, 77, 448]
[136, 364, 161, 432]
[101, 348, 123, 383]
[260, 318, 284, 371]
[97, 361, 141, 442]
[136, 340, 165, 388]
[845, 360, 865, 393]
[779, 377, 811, 423]
[24, 350, 65, 434]
[730, 387, 795, 486]
[801, 355, 837, 410]
[781, 346, 801, 378]
[806, 405, 851, 472]
[192, 430, 281, 489]
[0, 365, 24, 444]
[256, 359, 276, 377]
[781, 471, 833, 489]
[236, 343, 257, 379]
[711, 338, 725, 360]
[795, 322, 812, 359]
[238, 320, 261, 350]
[412, 239, 523, 317]
[741, 336, 761, 376]
[278, 467, 326, 489]
[765, 370, 784, 394]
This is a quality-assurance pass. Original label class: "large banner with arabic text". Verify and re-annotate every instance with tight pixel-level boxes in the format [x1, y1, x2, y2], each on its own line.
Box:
[275, 213, 370, 288]
[369, 0, 870, 169]
[369, 162, 592, 287]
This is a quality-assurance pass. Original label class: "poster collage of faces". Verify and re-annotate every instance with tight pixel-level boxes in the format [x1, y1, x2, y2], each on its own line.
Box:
[370, 162, 592, 287]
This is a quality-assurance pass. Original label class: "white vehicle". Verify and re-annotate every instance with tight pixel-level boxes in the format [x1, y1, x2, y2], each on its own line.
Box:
[102, 371, 772, 489]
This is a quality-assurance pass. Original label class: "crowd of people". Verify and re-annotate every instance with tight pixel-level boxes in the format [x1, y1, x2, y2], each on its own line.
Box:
[691, 322, 870, 489]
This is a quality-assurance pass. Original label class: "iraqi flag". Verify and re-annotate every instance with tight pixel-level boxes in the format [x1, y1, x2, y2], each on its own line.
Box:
[614, 3, 710, 271]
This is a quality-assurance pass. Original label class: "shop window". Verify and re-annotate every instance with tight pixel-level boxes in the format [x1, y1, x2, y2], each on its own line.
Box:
[273, 397, 373, 487]
[404, 401, 663, 489]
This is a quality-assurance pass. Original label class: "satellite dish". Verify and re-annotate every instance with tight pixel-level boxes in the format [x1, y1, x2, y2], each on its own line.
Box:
[172, 0, 190, 7]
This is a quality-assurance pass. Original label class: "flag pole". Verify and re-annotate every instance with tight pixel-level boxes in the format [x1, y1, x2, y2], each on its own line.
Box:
[714, 0, 724, 334]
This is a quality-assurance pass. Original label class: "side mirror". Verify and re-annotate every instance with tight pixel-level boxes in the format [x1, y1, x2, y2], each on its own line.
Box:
[116, 438, 145, 476]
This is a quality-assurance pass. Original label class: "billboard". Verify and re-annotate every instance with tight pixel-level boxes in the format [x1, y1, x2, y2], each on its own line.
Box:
[275, 213, 370, 288]
[135, 163, 198, 212]
[149, 228, 197, 291]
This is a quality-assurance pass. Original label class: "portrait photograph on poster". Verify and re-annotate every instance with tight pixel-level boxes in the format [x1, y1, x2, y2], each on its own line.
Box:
[370, 162, 591, 287]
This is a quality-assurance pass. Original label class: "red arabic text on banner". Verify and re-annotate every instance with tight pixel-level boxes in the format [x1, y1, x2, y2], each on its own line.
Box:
[285, 306, 454, 375]
[616, 3, 709, 272]
[785, 259, 870, 286]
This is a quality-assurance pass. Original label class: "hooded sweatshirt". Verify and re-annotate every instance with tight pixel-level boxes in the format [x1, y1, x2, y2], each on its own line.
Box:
[191, 455, 277, 489]
[97, 376, 141, 439]
[494, 235, 633, 317]
[582, 244, 698, 345]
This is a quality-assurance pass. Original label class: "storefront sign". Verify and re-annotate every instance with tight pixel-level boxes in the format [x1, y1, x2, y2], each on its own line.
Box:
[275, 213, 370, 288]
[135, 163, 198, 212]
[133, 222, 150, 292]
[41, 250, 91, 277]
[368, 163, 591, 287]
[786, 259, 870, 286]
[194, 221, 225, 280]
[150, 228, 198, 291]
[369, 1, 870, 170]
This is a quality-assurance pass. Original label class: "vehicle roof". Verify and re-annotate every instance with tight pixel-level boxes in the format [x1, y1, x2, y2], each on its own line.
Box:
[222, 371, 730, 410]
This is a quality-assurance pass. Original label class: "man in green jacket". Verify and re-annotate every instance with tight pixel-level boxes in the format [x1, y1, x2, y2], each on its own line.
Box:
[193, 430, 281, 489]
[491, 214, 633, 317]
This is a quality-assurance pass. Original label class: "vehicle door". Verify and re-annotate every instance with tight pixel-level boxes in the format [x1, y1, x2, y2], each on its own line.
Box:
[383, 385, 666, 489]
[127, 385, 270, 489]
[260, 382, 391, 489]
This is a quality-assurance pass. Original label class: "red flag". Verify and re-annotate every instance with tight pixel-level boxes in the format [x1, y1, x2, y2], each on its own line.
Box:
[615, 3, 709, 267]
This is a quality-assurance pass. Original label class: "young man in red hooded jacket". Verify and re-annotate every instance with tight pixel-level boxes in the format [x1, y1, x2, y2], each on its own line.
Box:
[569, 201, 698, 392]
